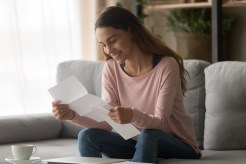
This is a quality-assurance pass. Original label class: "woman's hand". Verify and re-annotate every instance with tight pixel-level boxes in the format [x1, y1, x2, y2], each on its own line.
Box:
[52, 100, 75, 120]
[108, 106, 133, 124]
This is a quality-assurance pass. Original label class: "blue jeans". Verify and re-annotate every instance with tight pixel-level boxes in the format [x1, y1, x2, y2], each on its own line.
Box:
[78, 128, 200, 163]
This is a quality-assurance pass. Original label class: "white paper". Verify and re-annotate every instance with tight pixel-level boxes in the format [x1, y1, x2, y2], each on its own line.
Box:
[91, 108, 140, 140]
[48, 76, 88, 104]
[48, 75, 140, 140]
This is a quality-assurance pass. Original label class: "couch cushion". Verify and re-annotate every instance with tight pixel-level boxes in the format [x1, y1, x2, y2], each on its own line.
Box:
[56, 60, 104, 97]
[183, 60, 210, 149]
[0, 114, 62, 144]
[158, 150, 246, 164]
[204, 61, 246, 150]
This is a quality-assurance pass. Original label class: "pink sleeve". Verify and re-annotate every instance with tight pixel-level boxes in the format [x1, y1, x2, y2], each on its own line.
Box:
[131, 59, 180, 130]
[155, 58, 179, 118]
[102, 61, 120, 107]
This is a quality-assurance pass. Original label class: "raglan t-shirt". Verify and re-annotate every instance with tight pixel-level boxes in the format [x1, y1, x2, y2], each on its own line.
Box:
[102, 56, 200, 155]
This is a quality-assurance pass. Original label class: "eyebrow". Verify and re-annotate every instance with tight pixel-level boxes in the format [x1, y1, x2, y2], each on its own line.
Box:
[99, 35, 117, 44]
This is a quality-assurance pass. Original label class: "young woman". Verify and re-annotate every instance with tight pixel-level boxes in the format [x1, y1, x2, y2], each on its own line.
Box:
[52, 6, 201, 163]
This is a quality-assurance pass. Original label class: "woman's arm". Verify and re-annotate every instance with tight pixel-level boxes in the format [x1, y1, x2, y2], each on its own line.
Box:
[69, 113, 112, 131]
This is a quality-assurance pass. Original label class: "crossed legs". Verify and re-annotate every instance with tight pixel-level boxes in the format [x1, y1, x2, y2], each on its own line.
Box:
[78, 128, 199, 163]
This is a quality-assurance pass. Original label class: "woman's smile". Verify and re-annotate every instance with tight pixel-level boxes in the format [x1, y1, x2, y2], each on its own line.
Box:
[111, 51, 123, 61]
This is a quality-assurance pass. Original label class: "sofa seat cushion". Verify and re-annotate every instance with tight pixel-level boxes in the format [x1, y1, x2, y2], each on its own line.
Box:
[204, 61, 246, 150]
[158, 150, 246, 164]
[0, 114, 62, 145]
[0, 139, 79, 162]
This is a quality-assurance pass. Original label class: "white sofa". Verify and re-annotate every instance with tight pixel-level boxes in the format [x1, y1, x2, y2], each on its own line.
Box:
[0, 59, 246, 164]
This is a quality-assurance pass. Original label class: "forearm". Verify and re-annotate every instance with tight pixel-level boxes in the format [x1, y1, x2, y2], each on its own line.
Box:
[131, 108, 168, 131]
[69, 113, 112, 131]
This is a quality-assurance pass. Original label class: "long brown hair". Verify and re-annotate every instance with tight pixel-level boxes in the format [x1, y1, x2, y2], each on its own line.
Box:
[95, 6, 188, 95]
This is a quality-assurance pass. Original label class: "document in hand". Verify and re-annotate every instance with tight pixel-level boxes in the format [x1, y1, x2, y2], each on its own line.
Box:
[48, 75, 140, 140]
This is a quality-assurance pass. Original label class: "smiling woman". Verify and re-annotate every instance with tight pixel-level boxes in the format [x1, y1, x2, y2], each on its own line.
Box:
[51, 6, 201, 163]
[0, 0, 84, 116]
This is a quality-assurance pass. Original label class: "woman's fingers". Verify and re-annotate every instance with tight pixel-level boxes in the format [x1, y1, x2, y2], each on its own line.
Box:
[52, 100, 72, 120]
[108, 106, 133, 124]
[108, 107, 121, 123]
[57, 103, 68, 108]
[52, 100, 61, 107]
[108, 108, 119, 120]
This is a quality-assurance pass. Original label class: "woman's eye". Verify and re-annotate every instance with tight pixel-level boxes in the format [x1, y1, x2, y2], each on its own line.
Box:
[109, 38, 116, 44]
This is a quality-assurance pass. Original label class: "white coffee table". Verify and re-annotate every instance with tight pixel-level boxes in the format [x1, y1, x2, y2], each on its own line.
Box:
[42, 156, 127, 164]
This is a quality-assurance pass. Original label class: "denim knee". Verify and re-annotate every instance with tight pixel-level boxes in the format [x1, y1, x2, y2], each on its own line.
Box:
[78, 128, 102, 157]
[137, 129, 164, 142]
[78, 128, 101, 146]
[136, 129, 159, 150]
[78, 128, 94, 142]
[133, 129, 162, 162]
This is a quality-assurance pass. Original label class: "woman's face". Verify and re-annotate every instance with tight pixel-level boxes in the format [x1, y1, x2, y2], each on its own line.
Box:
[96, 26, 134, 64]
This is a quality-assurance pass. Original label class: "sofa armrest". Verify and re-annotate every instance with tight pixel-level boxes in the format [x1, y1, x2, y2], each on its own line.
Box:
[0, 113, 62, 144]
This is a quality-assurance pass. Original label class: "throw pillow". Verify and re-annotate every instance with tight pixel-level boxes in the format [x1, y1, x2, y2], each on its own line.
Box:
[204, 61, 246, 150]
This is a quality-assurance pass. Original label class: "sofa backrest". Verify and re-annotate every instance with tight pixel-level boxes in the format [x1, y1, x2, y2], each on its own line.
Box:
[57, 59, 210, 147]
[57, 60, 104, 97]
[183, 60, 210, 149]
